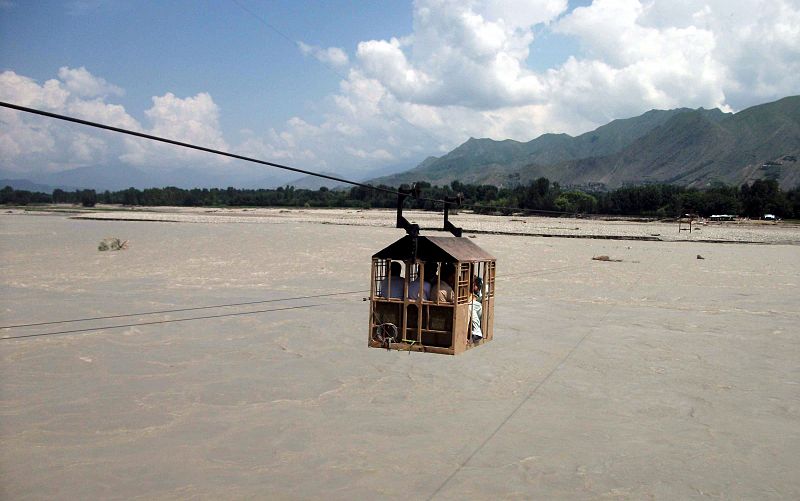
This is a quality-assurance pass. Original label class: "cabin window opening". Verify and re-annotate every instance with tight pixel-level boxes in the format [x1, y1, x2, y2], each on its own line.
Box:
[456, 262, 470, 304]
[487, 261, 496, 298]
[404, 304, 420, 343]
[374, 258, 408, 300]
[438, 263, 442, 304]
[429, 261, 458, 305]
[407, 261, 419, 282]
[478, 261, 487, 304]
[373, 258, 387, 298]
[416, 261, 425, 299]
[469, 261, 481, 303]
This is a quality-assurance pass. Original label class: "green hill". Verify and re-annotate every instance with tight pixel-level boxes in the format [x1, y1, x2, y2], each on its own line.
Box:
[372, 96, 799, 190]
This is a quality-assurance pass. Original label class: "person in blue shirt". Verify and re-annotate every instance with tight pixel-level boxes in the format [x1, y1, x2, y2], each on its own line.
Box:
[380, 261, 404, 299]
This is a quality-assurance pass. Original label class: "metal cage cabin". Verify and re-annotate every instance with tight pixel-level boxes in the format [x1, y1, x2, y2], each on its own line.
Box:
[368, 189, 496, 355]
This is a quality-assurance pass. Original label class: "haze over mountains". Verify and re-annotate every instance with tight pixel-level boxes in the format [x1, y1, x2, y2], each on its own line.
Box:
[3, 96, 798, 193]
[374, 96, 800, 190]
[0, 150, 415, 193]
[0, 164, 294, 193]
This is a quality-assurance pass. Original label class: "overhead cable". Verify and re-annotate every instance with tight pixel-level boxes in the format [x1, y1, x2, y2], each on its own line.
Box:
[1, 101, 638, 223]
[0, 101, 452, 206]
[1, 265, 583, 338]
[1, 101, 631, 219]
[0, 303, 330, 341]
[426, 272, 647, 500]
[0, 289, 366, 330]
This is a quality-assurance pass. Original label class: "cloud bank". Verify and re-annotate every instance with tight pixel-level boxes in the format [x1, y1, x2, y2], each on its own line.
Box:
[0, 67, 229, 174]
[2, 0, 799, 183]
[248, 0, 800, 178]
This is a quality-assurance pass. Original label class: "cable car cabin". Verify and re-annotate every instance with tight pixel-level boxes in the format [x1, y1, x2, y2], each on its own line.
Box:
[369, 235, 496, 355]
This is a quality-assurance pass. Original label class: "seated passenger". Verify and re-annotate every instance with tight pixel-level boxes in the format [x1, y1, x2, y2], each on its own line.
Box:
[407, 273, 430, 300]
[469, 275, 483, 342]
[473, 276, 483, 302]
[431, 263, 456, 303]
[379, 261, 404, 299]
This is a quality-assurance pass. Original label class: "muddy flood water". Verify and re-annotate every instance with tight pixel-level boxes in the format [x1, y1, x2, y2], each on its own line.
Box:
[1, 209, 799, 499]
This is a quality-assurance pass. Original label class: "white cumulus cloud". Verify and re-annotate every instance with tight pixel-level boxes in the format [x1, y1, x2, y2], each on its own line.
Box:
[254, 0, 799, 179]
[3, 1, 800, 184]
[0, 67, 230, 174]
[355, 0, 561, 108]
[121, 92, 229, 166]
[57, 66, 124, 98]
[298, 42, 350, 69]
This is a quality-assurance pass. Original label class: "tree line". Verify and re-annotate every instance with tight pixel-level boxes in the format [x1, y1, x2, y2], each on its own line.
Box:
[2, 178, 799, 219]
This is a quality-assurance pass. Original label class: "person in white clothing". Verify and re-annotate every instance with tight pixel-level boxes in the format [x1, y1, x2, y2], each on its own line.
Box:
[468, 275, 483, 343]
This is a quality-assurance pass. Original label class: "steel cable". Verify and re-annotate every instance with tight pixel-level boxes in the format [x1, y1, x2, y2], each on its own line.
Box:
[0, 289, 367, 330]
[0, 303, 330, 341]
[0, 101, 452, 207]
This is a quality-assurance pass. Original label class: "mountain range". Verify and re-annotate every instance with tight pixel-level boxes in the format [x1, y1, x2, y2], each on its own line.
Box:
[0, 163, 308, 193]
[0, 157, 414, 193]
[372, 96, 800, 190]
[4, 96, 798, 193]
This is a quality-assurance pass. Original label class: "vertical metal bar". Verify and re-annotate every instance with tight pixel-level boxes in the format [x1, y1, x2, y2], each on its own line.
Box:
[401, 301, 408, 343]
[383, 259, 392, 299]
[436, 262, 441, 305]
[369, 259, 376, 345]
[403, 260, 409, 301]
[416, 260, 423, 344]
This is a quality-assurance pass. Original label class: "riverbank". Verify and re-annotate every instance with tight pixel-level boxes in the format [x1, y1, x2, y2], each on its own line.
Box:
[6, 205, 800, 244]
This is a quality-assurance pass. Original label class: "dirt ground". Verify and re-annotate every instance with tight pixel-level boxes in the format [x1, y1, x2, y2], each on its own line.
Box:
[1, 210, 798, 499]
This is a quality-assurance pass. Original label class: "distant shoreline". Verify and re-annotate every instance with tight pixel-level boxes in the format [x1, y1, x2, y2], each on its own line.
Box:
[4, 205, 798, 245]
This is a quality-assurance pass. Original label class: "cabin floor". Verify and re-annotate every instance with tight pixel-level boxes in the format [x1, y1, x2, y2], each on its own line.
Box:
[1, 213, 798, 499]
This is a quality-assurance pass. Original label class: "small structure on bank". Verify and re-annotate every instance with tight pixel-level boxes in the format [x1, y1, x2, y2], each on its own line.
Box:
[678, 213, 698, 232]
[368, 188, 496, 355]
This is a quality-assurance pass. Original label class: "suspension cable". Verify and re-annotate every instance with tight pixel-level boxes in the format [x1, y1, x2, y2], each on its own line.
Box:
[0, 303, 331, 341]
[0, 101, 453, 206]
[0, 101, 648, 219]
[0, 289, 366, 330]
[0, 265, 582, 338]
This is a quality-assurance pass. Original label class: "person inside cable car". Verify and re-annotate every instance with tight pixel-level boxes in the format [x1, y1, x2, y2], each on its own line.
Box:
[407, 263, 430, 300]
[425, 269, 439, 297]
[473, 275, 483, 302]
[379, 261, 404, 299]
[432, 262, 456, 303]
[469, 275, 483, 343]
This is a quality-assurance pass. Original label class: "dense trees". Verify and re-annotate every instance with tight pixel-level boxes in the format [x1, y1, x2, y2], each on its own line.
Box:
[0, 186, 50, 205]
[740, 180, 790, 217]
[79, 189, 97, 207]
[2, 180, 799, 219]
[555, 191, 598, 214]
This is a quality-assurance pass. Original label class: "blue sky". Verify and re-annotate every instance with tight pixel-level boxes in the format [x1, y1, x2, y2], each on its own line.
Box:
[2, 1, 411, 138]
[1, 0, 798, 186]
[2, 0, 586, 141]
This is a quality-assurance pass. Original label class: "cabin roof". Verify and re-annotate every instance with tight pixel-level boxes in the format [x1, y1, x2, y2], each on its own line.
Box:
[373, 235, 495, 262]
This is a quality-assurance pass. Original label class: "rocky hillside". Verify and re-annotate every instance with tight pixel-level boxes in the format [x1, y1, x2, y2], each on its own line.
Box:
[373, 96, 799, 190]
